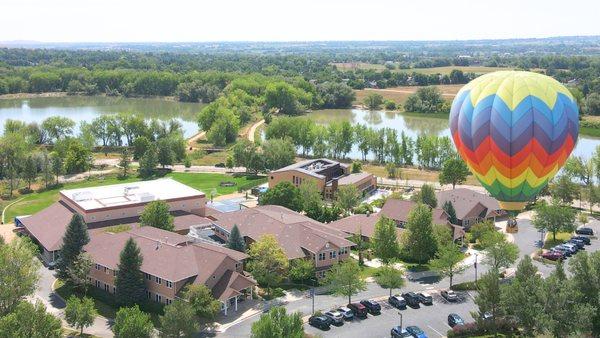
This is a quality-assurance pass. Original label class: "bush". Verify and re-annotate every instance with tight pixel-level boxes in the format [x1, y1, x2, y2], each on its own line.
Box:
[451, 280, 480, 291]
[446, 318, 518, 337]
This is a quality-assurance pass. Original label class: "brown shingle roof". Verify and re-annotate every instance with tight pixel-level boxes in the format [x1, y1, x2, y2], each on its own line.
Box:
[211, 205, 354, 259]
[19, 201, 76, 251]
[328, 212, 403, 239]
[337, 172, 373, 186]
[84, 226, 248, 284]
[212, 270, 256, 301]
[380, 199, 449, 225]
[436, 188, 502, 221]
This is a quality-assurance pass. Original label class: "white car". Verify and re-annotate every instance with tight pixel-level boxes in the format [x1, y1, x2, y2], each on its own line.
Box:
[324, 310, 344, 325]
[336, 307, 354, 321]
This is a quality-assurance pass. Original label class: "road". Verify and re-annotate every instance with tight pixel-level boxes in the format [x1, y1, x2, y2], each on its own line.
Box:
[247, 119, 265, 143]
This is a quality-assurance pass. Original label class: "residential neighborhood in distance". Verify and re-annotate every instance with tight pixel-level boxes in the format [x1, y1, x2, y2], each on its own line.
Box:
[1, 3, 600, 336]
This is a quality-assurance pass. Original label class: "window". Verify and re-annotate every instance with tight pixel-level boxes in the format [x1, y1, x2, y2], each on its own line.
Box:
[145, 273, 152, 280]
[166, 280, 173, 288]
[104, 267, 109, 274]
[113, 270, 117, 277]
[318, 253, 326, 261]
[112, 286, 116, 294]
[329, 251, 337, 259]
[104, 284, 109, 292]
[166, 298, 172, 305]
[155, 294, 162, 303]
[155, 276, 162, 285]
[95, 264, 100, 270]
[95, 280, 101, 288]
[146, 290, 152, 299]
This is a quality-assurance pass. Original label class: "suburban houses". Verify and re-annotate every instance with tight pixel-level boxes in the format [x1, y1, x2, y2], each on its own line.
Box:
[268, 158, 377, 199]
[436, 188, 506, 228]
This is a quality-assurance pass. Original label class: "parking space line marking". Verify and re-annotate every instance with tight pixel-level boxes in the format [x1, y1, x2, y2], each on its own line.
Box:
[427, 325, 445, 337]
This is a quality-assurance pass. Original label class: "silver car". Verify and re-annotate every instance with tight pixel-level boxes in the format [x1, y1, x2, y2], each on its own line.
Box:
[324, 310, 344, 325]
[336, 307, 354, 321]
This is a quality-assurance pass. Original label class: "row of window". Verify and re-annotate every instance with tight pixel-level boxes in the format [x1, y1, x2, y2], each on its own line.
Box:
[292, 175, 303, 186]
[317, 248, 349, 261]
[146, 290, 172, 305]
[91, 278, 173, 305]
[143, 273, 173, 288]
[95, 263, 117, 276]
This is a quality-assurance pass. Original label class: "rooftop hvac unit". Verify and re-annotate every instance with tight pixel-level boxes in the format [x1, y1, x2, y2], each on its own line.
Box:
[138, 192, 155, 202]
[72, 191, 93, 202]
[124, 186, 139, 195]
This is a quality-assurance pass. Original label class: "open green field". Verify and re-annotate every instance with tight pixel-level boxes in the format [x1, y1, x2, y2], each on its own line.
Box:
[4, 172, 266, 222]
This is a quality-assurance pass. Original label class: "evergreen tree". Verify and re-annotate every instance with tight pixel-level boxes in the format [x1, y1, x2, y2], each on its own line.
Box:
[414, 184, 437, 208]
[226, 224, 246, 252]
[443, 201, 458, 225]
[371, 216, 400, 264]
[404, 204, 437, 263]
[57, 214, 89, 280]
[119, 148, 131, 178]
[138, 144, 158, 178]
[115, 238, 145, 306]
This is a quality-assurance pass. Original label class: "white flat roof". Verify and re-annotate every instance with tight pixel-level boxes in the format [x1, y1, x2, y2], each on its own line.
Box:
[61, 178, 205, 211]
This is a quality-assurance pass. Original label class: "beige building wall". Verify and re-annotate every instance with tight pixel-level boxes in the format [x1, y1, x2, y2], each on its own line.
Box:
[268, 171, 325, 191]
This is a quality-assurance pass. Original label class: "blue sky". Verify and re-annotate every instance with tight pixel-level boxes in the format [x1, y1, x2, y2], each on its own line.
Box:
[2, 0, 599, 42]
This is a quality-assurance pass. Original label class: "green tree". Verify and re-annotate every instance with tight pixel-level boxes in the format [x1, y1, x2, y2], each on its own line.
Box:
[335, 185, 361, 215]
[363, 93, 384, 110]
[232, 139, 259, 173]
[264, 82, 310, 115]
[226, 224, 246, 253]
[259, 181, 302, 211]
[430, 242, 466, 287]
[325, 259, 367, 304]
[349, 229, 369, 266]
[289, 259, 315, 285]
[481, 232, 519, 270]
[374, 266, 404, 297]
[299, 180, 324, 217]
[22, 153, 38, 190]
[469, 220, 495, 244]
[414, 184, 437, 208]
[65, 296, 96, 335]
[157, 137, 175, 168]
[138, 144, 158, 178]
[50, 151, 63, 185]
[247, 235, 289, 295]
[133, 136, 151, 160]
[57, 214, 90, 280]
[183, 284, 221, 320]
[41, 116, 75, 142]
[351, 161, 362, 173]
[113, 305, 154, 338]
[532, 199, 576, 241]
[64, 139, 92, 174]
[0, 301, 62, 338]
[584, 92, 600, 115]
[140, 200, 174, 231]
[403, 204, 437, 263]
[262, 138, 295, 170]
[474, 269, 503, 335]
[251, 306, 304, 338]
[67, 252, 93, 293]
[119, 148, 131, 178]
[442, 201, 458, 225]
[551, 174, 580, 205]
[0, 238, 40, 316]
[439, 158, 470, 189]
[371, 216, 400, 264]
[159, 299, 199, 338]
[115, 238, 145, 306]
[569, 251, 600, 335]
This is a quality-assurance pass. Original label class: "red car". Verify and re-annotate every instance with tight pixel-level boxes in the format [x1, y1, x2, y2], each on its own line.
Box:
[542, 251, 563, 261]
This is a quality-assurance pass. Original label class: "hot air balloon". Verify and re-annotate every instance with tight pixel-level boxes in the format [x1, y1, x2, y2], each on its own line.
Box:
[450, 71, 579, 211]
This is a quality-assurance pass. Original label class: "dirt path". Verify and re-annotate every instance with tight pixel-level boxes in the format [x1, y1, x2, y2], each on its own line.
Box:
[247, 119, 265, 143]
[187, 131, 206, 151]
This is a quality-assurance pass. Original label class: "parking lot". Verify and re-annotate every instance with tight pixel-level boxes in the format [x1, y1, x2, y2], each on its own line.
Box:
[304, 290, 477, 337]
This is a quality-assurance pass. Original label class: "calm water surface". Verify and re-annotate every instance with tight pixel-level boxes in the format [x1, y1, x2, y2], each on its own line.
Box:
[0, 96, 204, 138]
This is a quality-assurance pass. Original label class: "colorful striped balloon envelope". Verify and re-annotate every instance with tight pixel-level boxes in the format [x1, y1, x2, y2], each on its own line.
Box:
[450, 71, 579, 211]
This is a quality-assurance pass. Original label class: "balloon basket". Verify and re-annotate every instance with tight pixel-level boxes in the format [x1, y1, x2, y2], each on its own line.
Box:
[506, 218, 518, 233]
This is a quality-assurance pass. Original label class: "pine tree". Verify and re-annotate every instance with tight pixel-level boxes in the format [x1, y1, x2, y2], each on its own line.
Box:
[57, 214, 89, 280]
[119, 148, 131, 178]
[115, 238, 145, 306]
[138, 144, 158, 178]
[226, 224, 246, 253]
[443, 201, 458, 225]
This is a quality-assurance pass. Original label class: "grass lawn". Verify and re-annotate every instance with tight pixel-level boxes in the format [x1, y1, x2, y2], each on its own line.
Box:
[543, 231, 572, 249]
[4, 172, 266, 222]
[190, 150, 230, 166]
[362, 163, 481, 186]
[358, 265, 381, 279]
[62, 328, 101, 338]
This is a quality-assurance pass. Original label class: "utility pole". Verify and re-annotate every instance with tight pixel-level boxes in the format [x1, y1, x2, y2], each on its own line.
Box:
[311, 286, 315, 315]
[474, 253, 478, 284]
[398, 312, 403, 329]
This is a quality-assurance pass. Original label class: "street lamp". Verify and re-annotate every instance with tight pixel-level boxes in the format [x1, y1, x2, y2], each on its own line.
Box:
[398, 311, 403, 329]
[474, 253, 478, 283]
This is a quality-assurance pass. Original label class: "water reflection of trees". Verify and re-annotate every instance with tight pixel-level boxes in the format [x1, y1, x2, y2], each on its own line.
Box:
[363, 110, 383, 125]
[402, 115, 449, 135]
[307, 109, 356, 125]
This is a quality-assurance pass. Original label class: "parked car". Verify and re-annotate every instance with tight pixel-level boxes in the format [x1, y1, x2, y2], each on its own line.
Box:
[555, 244, 576, 255]
[417, 292, 433, 305]
[562, 243, 579, 254]
[447, 313, 465, 327]
[324, 310, 344, 326]
[308, 315, 331, 330]
[389, 294, 407, 309]
[336, 307, 354, 321]
[406, 325, 428, 338]
[391, 326, 412, 337]
[347, 302, 368, 319]
[552, 246, 572, 257]
[576, 227, 594, 236]
[568, 238, 585, 249]
[360, 299, 381, 315]
[402, 292, 420, 308]
[441, 290, 458, 302]
[542, 250, 563, 261]
[572, 235, 591, 245]
[481, 311, 494, 321]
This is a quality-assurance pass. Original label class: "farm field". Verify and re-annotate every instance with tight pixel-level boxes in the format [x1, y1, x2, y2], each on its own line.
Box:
[354, 84, 463, 104]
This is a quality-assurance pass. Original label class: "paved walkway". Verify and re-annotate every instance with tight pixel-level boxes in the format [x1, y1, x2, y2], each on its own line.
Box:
[247, 119, 265, 143]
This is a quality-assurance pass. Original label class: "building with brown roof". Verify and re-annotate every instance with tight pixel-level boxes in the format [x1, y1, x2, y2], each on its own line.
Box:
[85, 226, 254, 314]
[268, 158, 376, 199]
[210, 205, 355, 278]
[436, 188, 505, 228]
[329, 198, 466, 242]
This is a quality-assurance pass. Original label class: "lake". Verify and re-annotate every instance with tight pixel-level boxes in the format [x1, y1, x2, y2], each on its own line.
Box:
[0, 96, 205, 138]
[308, 108, 600, 161]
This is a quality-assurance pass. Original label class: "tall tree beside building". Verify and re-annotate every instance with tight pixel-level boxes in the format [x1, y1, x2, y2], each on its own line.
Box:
[374, 266, 404, 297]
[429, 242, 466, 287]
[438, 158, 470, 189]
[325, 259, 367, 304]
[226, 224, 246, 253]
[183, 284, 221, 320]
[0, 301, 62, 338]
[413, 184, 437, 208]
[0, 238, 41, 316]
[57, 214, 90, 280]
[251, 306, 304, 338]
[442, 201, 458, 225]
[112, 305, 154, 338]
[159, 299, 199, 338]
[139, 200, 174, 231]
[335, 185, 361, 215]
[247, 235, 289, 296]
[258, 181, 302, 212]
[156, 138, 175, 168]
[115, 238, 146, 306]
[371, 216, 400, 265]
[403, 204, 437, 263]
[67, 253, 93, 293]
[289, 259, 316, 285]
[65, 296, 96, 335]
[138, 144, 158, 178]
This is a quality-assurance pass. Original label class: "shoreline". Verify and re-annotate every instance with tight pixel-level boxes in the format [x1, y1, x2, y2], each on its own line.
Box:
[0, 92, 180, 102]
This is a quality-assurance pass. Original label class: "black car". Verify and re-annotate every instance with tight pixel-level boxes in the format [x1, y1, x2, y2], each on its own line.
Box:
[417, 292, 433, 305]
[308, 315, 331, 330]
[360, 299, 381, 315]
[572, 235, 591, 245]
[401, 292, 420, 308]
[347, 302, 368, 319]
[389, 295, 407, 309]
[447, 313, 465, 327]
[391, 326, 412, 337]
[576, 227, 594, 236]
[568, 238, 586, 249]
